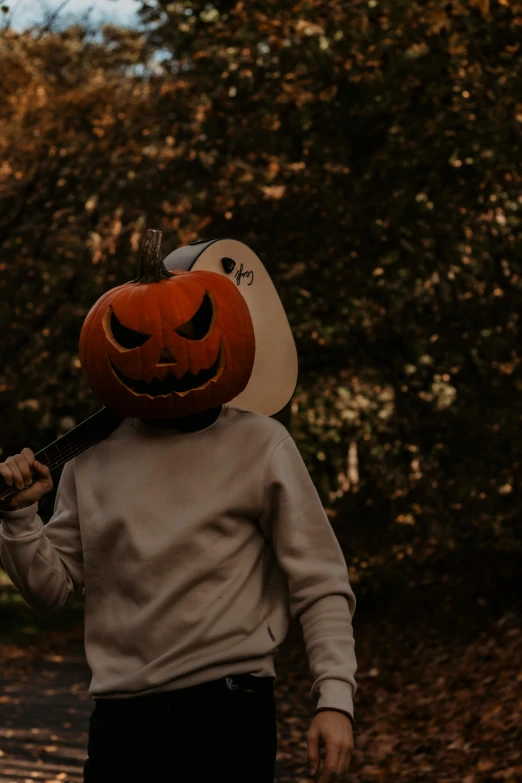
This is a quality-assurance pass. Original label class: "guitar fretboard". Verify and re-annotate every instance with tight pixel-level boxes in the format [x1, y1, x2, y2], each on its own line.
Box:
[0, 407, 124, 502]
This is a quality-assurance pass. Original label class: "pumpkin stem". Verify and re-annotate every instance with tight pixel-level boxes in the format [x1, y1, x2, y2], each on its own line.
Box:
[132, 229, 174, 284]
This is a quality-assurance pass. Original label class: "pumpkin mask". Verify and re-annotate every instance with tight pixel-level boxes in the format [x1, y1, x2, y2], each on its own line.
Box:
[79, 229, 255, 419]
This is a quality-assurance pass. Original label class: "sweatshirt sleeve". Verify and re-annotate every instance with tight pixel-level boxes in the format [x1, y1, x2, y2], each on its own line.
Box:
[0, 459, 84, 616]
[259, 435, 358, 723]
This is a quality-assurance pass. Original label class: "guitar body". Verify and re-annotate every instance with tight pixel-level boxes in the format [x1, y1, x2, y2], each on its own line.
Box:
[162, 238, 298, 418]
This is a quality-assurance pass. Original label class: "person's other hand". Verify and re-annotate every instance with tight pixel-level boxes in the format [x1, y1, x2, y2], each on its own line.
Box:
[307, 709, 354, 782]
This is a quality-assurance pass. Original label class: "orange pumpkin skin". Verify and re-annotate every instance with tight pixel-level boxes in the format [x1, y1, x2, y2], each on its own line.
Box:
[79, 269, 255, 419]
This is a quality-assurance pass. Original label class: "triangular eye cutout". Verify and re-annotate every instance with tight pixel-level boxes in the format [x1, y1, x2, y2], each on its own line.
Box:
[175, 291, 215, 340]
[110, 307, 151, 349]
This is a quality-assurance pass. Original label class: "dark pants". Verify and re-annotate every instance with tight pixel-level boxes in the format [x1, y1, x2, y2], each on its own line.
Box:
[83, 673, 277, 783]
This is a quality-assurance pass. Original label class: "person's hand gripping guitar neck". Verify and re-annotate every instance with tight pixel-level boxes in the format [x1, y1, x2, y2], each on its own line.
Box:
[0, 448, 53, 512]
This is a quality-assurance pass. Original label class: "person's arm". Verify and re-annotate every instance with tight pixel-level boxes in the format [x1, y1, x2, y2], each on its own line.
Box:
[0, 458, 84, 616]
[259, 435, 358, 727]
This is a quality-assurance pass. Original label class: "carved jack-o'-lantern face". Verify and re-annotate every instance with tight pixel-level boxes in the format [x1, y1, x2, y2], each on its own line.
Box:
[79, 230, 255, 419]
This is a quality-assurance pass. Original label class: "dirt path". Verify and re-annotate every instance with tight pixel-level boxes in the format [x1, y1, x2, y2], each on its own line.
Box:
[1, 610, 521, 783]
[0, 631, 91, 783]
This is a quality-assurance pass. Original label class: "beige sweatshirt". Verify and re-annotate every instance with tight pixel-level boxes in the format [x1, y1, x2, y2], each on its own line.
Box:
[0, 405, 357, 719]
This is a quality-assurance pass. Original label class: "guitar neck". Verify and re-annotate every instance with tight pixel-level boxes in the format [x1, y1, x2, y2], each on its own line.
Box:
[0, 407, 124, 502]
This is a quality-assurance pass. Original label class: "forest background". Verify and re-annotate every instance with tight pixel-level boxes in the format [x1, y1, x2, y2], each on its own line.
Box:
[2, 0, 522, 568]
[0, 2, 522, 780]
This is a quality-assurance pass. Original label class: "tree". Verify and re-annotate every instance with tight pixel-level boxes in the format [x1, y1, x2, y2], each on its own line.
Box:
[1, 1, 522, 554]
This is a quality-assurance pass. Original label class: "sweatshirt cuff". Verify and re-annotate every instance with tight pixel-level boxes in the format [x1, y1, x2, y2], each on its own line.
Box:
[0, 502, 40, 536]
[315, 707, 360, 736]
[315, 680, 357, 729]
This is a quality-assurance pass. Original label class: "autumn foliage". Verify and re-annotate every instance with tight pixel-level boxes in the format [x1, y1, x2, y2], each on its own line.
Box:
[1, 0, 522, 563]
[1, 4, 522, 781]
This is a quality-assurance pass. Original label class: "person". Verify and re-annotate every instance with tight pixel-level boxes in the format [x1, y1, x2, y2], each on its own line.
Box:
[0, 231, 357, 783]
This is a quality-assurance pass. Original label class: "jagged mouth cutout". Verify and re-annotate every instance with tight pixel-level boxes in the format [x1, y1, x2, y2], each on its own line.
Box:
[108, 341, 225, 398]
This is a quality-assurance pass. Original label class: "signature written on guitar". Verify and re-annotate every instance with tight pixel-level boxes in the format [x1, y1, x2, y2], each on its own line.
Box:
[234, 263, 254, 287]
